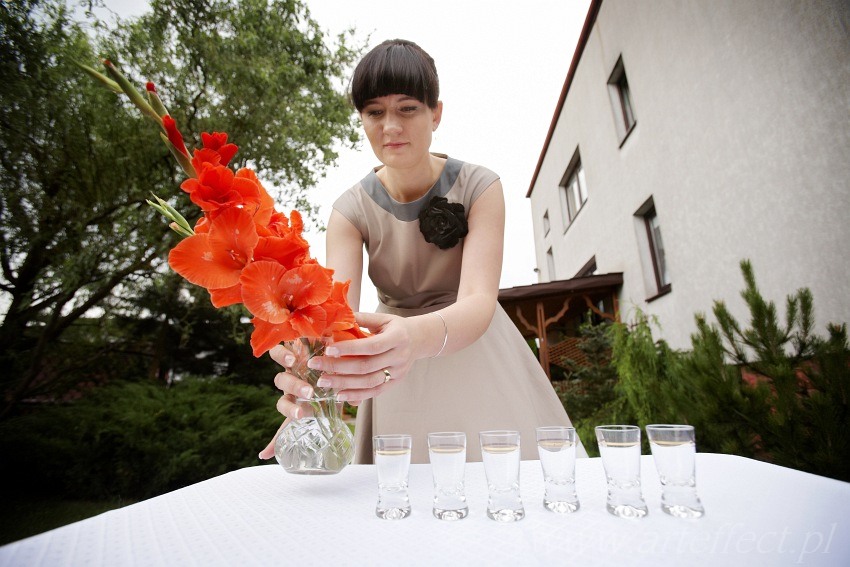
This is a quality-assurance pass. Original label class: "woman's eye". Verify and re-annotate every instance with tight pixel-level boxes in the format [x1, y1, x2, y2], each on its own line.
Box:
[401, 106, 418, 113]
[366, 109, 383, 117]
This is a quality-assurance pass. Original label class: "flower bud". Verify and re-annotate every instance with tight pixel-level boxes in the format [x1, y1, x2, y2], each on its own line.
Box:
[145, 82, 169, 118]
[101, 59, 162, 125]
[159, 132, 197, 178]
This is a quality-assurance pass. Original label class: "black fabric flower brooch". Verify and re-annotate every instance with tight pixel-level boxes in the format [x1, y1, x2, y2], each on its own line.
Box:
[418, 196, 468, 250]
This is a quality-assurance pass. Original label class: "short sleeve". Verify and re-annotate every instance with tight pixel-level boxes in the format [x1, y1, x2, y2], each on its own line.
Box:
[452, 163, 500, 211]
[332, 185, 367, 239]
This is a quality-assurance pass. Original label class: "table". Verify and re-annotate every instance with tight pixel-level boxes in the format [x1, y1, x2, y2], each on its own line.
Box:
[2, 454, 848, 566]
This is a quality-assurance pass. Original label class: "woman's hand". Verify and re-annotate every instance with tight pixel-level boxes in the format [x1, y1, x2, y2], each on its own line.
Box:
[305, 312, 425, 404]
[258, 310, 442, 460]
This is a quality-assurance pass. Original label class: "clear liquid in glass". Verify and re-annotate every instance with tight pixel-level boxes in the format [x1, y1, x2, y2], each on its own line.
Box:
[481, 443, 525, 522]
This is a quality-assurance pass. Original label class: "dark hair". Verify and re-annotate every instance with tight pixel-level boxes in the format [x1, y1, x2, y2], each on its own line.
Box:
[350, 39, 440, 111]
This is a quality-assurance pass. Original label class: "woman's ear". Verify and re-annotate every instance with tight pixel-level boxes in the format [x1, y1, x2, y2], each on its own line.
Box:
[432, 101, 443, 131]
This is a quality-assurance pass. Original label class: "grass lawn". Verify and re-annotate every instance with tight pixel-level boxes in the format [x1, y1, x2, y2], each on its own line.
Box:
[0, 494, 133, 546]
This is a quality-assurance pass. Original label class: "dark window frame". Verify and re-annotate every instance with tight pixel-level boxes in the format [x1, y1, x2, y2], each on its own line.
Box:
[607, 56, 637, 146]
[559, 148, 587, 231]
[635, 199, 671, 302]
[643, 206, 671, 300]
[576, 256, 597, 278]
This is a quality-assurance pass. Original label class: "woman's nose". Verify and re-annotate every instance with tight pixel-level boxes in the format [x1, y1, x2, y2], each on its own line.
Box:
[383, 113, 402, 134]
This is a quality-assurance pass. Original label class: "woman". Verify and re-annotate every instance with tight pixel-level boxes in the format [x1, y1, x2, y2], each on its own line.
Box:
[260, 39, 585, 463]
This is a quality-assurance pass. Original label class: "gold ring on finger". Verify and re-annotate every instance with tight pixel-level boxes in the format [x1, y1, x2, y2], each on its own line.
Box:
[383, 368, 392, 384]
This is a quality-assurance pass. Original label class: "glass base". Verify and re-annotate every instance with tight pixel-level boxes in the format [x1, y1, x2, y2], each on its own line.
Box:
[662, 503, 705, 519]
[284, 468, 340, 476]
[433, 507, 469, 521]
[376, 506, 411, 520]
[607, 502, 649, 518]
[487, 508, 525, 522]
[544, 499, 580, 514]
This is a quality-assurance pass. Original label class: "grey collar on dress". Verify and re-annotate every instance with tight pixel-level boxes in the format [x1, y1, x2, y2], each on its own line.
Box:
[361, 156, 463, 222]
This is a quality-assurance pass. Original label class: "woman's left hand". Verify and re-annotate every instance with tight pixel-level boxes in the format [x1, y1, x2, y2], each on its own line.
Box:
[305, 312, 418, 404]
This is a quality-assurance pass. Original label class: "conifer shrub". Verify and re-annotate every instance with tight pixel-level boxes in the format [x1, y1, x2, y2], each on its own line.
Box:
[586, 261, 849, 480]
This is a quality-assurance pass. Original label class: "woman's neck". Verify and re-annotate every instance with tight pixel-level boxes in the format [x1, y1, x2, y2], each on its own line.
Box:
[377, 154, 446, 203]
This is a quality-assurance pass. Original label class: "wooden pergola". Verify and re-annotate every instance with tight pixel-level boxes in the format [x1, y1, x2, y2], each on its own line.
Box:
[498, 273, 623, 379]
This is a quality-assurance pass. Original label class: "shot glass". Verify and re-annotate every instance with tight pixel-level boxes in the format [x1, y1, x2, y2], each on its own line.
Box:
[479, 430, 525, 522]
[373, 434, 412, 520]
[536, 426, 580, 513]
[595, 425, 648, 518]
[428, 432, 469, 520]
[646, 424, 705, 519]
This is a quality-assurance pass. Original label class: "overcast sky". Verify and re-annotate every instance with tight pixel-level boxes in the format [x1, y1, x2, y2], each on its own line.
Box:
[98, 0, 591, 312]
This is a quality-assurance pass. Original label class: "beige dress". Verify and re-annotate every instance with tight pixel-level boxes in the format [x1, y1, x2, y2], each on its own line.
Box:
[333, 156, 586, 464]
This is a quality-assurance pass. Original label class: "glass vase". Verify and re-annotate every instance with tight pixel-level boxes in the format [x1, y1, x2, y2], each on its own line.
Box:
[273, 338, 354, 475]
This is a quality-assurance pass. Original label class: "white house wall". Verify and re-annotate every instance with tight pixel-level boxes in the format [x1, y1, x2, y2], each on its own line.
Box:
[529, 0, 850, 349]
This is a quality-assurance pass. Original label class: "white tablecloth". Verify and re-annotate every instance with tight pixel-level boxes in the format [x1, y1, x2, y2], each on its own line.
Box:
[2, 454, 848, 566]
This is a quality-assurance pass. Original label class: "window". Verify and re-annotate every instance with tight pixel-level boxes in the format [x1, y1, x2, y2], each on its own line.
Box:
[635, 198, 671, 300]
[608, 56, 636, 145]
[546, 247, 556, 280]
[559, 149, 587, 228]
[543, 210, 550, 236]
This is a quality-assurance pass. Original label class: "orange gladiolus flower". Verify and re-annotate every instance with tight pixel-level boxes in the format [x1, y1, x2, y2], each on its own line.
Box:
[239, 261, 333, 324]
[201, 132, 238, 166]
[180, 163, 261, 218]
[168, 207, 258, 290]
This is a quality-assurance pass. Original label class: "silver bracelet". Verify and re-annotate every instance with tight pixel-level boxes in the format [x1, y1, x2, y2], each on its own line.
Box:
[432, 312, 448, 358]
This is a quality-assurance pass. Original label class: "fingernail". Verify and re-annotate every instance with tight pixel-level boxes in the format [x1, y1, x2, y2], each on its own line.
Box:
[300, 386, 314, 399]
[336, 393, 349, 402]
[307, 358, 321, 370]
[316, 378, 331, 388]
[284, 355, 295, 366]
[325, 346, 340, 357]
[258, 452, 264, 460]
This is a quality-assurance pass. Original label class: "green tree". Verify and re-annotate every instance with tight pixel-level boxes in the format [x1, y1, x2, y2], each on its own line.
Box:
[0, 0, 361, 415]
[684, 261, 849, 478]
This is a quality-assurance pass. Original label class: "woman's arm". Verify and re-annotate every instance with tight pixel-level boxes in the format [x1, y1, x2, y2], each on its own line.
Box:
[325, 209, 365, 311]
[306, 180, 506, 403]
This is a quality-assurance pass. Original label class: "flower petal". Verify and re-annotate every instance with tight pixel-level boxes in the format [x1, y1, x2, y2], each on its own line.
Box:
[290, 304, 328, 338]
[168, 233, 243, 289]
[253, 234, 310, 270]
[239, 260, 292, 323]
[209, 284, 242, 308]
[237, 168, 275, 226]
[250, 317, 299, 357]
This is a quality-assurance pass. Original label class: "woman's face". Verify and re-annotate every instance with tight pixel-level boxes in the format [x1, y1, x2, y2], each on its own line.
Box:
[360, 94, 442, 169]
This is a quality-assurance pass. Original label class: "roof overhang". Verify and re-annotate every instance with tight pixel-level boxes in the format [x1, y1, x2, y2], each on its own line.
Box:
[526, 0, 603, 198]
[498, 272, 622, 303]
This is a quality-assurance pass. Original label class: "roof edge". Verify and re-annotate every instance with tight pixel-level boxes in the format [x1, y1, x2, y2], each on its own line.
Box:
[498, 272, 623, 302]
[525, 0, 602, 199]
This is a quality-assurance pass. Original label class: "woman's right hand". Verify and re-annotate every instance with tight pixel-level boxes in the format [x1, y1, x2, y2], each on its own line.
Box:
[258, 344, 316, 460]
